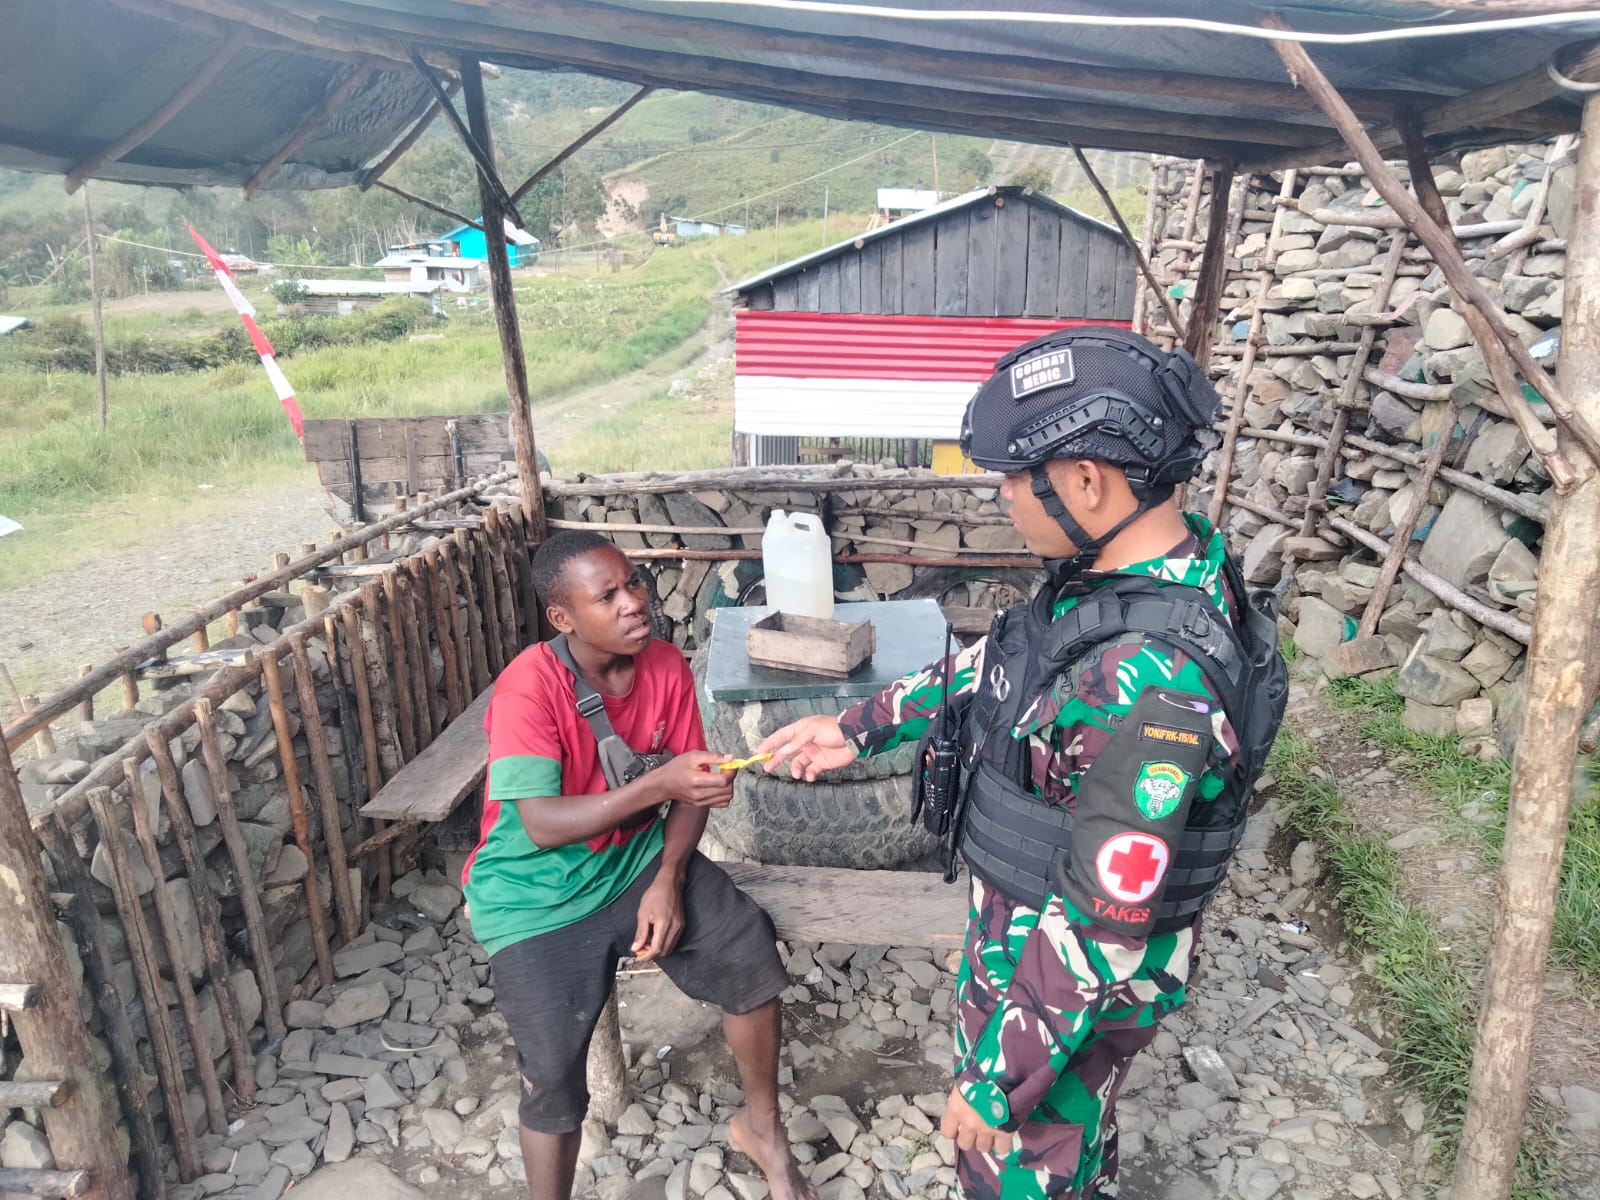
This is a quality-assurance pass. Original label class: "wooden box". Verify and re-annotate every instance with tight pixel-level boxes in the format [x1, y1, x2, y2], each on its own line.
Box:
[745, 612, 876, 678]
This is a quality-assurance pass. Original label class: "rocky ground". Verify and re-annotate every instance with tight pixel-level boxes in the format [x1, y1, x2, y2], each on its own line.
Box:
[109, 787, 1437, 1200]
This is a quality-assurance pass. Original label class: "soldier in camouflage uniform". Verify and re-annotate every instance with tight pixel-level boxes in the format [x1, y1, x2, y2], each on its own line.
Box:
[760, 328, 1271, 1199]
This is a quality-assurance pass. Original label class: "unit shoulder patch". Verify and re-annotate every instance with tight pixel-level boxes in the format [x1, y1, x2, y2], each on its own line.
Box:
[1134, 760, 1191, 821]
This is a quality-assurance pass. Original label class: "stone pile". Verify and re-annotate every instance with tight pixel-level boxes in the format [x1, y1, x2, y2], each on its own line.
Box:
[538, 467, 1034, 652]
[1156, 143, 1577, 752]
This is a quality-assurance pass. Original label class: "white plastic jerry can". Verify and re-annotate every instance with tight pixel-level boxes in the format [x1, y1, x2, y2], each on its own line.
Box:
[762, 509, 834, 620]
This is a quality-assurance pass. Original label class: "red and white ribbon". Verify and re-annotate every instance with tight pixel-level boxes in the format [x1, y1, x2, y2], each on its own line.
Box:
[188, 224, 305, 441]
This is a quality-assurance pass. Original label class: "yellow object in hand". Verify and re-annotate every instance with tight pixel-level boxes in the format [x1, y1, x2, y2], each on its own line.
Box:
[717, 753, 773, 772]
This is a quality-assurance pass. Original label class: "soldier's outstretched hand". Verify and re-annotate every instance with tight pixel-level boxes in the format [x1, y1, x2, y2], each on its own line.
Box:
[757, 715, 857, 782]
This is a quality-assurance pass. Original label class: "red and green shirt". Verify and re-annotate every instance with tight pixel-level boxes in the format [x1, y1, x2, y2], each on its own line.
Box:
[461, 638, 706, 956]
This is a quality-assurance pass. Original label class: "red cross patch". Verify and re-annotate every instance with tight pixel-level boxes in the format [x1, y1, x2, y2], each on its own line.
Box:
[1095, 832, 1171, 904]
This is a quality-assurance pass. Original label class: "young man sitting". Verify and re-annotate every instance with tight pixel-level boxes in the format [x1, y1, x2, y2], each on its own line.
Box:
[462, 530, 815, 1200]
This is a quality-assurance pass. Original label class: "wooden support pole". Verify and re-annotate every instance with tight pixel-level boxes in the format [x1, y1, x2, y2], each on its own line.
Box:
[0, 747, 134, 1200]
[1449, 89, 1600, 1200]
[507, 506, 543, 649]
[1343, 435, 1547, 523]
[0, 1081, 69, 1109]
[75, 666, 94, 723]
[422, 551, 467, 720]
[406, 568, 442, 743]
[469, 528, 506, 679]
[353, 587, 406, 781]
[64, 25, 249, 192]
[377, 576, 419, 764]
[339, 611, 395, 902]
[1072, 142, 1185, 340]
[1184, 164, 1236, 364]
[1207, 270, 1273, 528]
[412, 555, 460, 723]
[83, 187, 108, 434]
[285, 636, 360, 945]
[117, 761, 227, 1135]
[460, 58, 547, 540]
[1133, 157, 1161, 335]
[84, 785, 201, 1180]
[1300, 233, 1411, 543]
[1263, 16, 1592, 489]
[34, 813, 165, 1199]
[392, 570, 435, 749]
[319, 613, 382, 901]
[446, 536, 491, 696]
[258, 651, 335, 989]
[194, 701, 285, 1040]
[484, 508, 523, 663]
[143, 732, 255, 1108]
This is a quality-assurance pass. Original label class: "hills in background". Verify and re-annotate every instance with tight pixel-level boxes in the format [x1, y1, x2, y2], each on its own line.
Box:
[0, 67, 1145, 296]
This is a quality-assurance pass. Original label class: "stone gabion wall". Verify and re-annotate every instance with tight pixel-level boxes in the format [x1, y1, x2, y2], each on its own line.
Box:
[542, 466, 1038, 651]
[1154, 143, 1577, 754]
[3, 497, 508, 1185]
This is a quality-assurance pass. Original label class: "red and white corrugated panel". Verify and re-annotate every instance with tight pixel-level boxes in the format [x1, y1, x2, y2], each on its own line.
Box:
[733, 311, 1129, 439]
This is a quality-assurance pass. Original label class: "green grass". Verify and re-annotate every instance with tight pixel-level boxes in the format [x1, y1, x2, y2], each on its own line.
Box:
[1268, 727, 1564, 1198]
[1327, 677, 1600, 982]
[0, 251, 718, 589]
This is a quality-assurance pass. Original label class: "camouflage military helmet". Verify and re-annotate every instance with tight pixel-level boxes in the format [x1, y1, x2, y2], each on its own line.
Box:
[959, 327, 1221, 498]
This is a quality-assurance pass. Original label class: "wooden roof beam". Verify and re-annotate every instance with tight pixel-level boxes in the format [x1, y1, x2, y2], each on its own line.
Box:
[433, 0, 1416, 116]
[65, 25, 251, 193]
[243, 61, 377, 198]
[1244, 38, 1600, 170]
[295, 5, 1342, 152]
[510, 84, 653, 206]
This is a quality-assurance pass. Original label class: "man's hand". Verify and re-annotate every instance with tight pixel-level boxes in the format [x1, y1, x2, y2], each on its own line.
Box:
[757, 715, 857, 782]
[940, 1087, 1013, 1158]
[631, 876, 684, 962]
[650, 752, 736, 808]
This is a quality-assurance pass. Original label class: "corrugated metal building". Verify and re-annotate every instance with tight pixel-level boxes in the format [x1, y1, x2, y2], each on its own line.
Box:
[726, 186, 1136, 468]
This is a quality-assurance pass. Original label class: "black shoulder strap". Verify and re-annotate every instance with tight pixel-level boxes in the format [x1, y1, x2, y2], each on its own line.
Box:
[549, 634, 621, 746]
[1038, 575, 1250, 720]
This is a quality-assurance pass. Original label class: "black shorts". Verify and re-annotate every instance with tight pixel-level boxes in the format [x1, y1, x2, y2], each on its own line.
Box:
[489, 851, 789, 1133]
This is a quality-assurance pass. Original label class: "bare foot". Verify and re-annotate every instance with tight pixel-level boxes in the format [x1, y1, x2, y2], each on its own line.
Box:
[729, 1109, 818, 1200]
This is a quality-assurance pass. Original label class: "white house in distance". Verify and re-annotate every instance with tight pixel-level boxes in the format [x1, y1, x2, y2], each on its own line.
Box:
[373, 250, 484, 292]
[291, 279, 444, 316]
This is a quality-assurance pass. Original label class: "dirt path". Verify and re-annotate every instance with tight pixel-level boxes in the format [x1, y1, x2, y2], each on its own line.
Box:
[1, 301, 734, 713]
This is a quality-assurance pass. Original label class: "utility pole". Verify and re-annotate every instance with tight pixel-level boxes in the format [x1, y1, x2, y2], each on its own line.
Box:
[931, 133, 940, 195]
[82, 185, 108, 433]
[821, 186, 829, 247]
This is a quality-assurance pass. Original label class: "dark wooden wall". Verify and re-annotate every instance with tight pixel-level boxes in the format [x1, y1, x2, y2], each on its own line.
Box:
[740, 194, 1136, 321]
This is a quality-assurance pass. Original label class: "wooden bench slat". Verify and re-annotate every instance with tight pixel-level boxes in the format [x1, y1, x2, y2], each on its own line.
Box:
[0, 1168, 93, 1198]
[360, 688, 493, 822]
[720, 863, 967, 950]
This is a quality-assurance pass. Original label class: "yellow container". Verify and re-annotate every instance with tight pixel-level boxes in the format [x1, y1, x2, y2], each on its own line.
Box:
[931, 440, 985, 476]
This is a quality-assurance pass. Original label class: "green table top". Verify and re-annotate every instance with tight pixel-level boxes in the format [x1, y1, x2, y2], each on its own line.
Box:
[703, 600, 950, 703]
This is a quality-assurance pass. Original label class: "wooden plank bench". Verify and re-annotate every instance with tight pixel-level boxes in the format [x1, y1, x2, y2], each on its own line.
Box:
[359, 687, 493, 823]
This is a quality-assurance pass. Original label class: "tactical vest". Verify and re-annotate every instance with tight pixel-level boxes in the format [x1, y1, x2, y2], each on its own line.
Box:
[955, 556, 1287, 934]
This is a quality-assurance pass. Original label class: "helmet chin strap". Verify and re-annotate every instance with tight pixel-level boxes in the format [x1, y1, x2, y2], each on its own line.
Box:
[1029, 465, 1151, 594]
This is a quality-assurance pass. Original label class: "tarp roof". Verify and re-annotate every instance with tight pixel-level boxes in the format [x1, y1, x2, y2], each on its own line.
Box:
[4, 2, 1600, 191]
[725, 185, 1118, 295]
